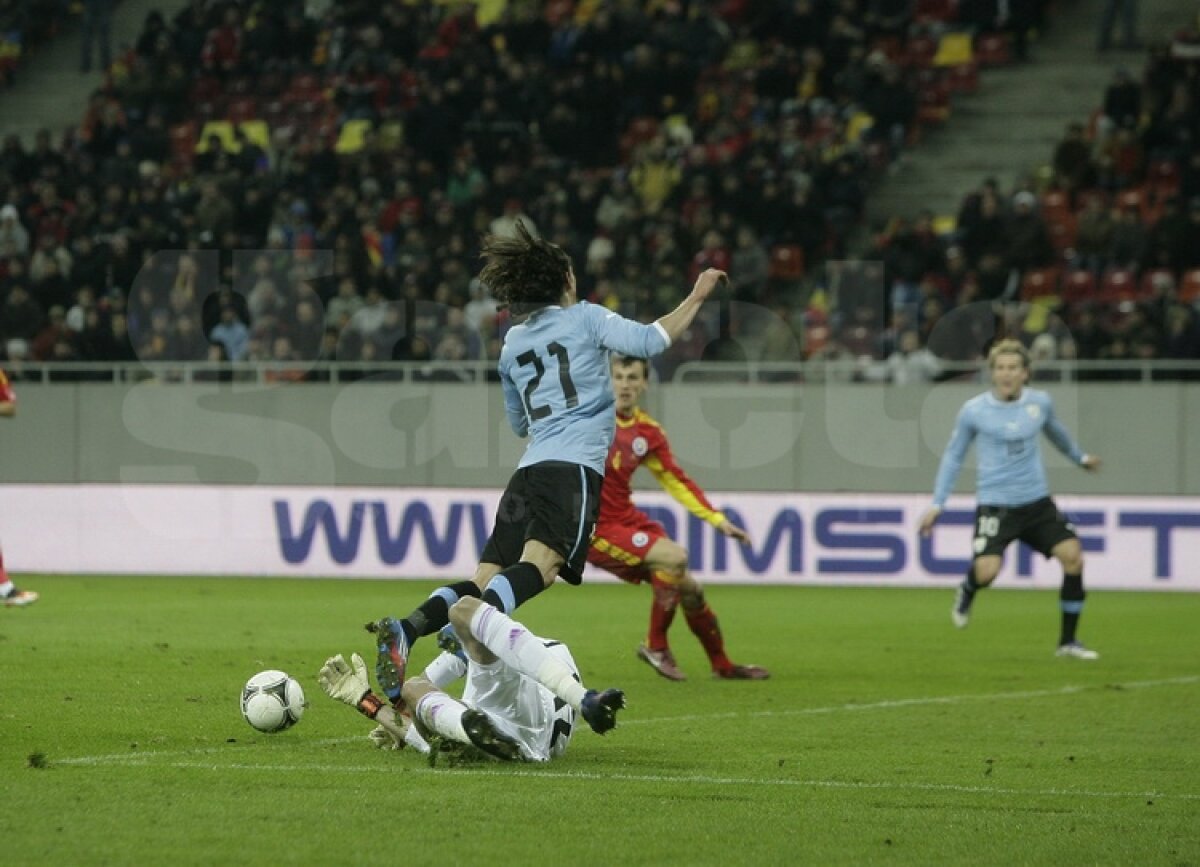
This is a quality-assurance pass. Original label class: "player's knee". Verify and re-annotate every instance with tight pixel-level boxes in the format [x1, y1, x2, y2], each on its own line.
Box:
[1057, 542, 1084, 572]
[679, 574, 704, 609]
[449, 597, 481, 634]
[400, 674, 431, 709]
[972, 560, 1000, 585]
[658, 550, 688, 577]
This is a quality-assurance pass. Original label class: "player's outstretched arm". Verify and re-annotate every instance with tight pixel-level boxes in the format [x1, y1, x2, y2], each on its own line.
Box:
[716, 517, 752, 546]
[655, 268, 726, 345]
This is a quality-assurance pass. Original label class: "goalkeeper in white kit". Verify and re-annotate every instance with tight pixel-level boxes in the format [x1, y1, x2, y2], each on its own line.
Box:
[319, 597, 581, 762]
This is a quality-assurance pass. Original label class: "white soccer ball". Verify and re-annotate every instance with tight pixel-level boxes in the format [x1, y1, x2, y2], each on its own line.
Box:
[241, 670, 306, 733]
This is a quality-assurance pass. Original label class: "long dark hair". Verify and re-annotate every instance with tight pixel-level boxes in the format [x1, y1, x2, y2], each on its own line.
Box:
[479, 221, 572, 317]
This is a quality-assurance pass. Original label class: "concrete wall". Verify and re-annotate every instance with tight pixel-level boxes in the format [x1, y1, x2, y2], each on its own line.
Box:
[1, 381, 1195, 494]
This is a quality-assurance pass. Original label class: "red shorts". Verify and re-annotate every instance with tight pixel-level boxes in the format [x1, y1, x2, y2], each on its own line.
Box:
[587, 513, 669, 584]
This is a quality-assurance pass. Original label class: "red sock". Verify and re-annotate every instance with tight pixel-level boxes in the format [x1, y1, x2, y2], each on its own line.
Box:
[684, 603, 732, 672]
[0, 548, 8, 584]
[647, 575, 679, 652]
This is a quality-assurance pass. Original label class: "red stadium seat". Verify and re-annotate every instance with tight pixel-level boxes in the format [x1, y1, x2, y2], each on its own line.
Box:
[226, 97, 258, 124]
[1046, 214, 1077, 255]
[1061, 269, 1096, 303]
[1041, 189, 1071, 220]
[1147, 158, 1180, 199]
[1179, 269, 1200, 304]
[914, 0, 958, 22]
[1097, 267, 1138, 303]
[975, 32, 1011, 66]
[904, 35, 939, 69]
[1076, 188, 1110, 211]
[1117, 186, 1146, 216]
[1020, 267, 1060, 301]
[1140, 268, 1176, 298]
[946, 61, 979, 94]
[769, 245, 805, 281]
[917, 79, 951, 125]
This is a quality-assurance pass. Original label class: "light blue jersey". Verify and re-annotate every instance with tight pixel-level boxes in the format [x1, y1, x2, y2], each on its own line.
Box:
[933, 388, 1086, 508]
[499, 301, 671, 474]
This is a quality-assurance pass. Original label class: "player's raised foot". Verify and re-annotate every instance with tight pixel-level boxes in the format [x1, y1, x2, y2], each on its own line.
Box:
[436, 624, 468, 664]
[461, 709, 524, 762]
[2, 588, 38, 608]
[1055, 641, 1100, 660]
[714, 664, 770, 680]
[365, 617, 409, 702]
[951, 586, 973, 629]
[636, 644, 686, 681]
[580, 688, 626, 734]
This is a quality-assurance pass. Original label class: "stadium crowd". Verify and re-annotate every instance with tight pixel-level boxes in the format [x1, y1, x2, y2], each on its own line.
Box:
[0, 0, 1196, 381]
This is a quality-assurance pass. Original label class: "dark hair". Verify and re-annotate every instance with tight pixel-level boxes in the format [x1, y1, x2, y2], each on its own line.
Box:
[611, 354, 649, 375]
[478, 221, 572, 317]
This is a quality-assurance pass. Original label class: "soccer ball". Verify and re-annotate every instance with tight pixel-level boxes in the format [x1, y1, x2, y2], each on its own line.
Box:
[241, 670, 306, 733]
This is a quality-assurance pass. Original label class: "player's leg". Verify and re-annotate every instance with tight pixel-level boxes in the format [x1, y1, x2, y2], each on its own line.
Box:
[1050, 538, 1096, 656]
[954, 505, 1012, 627]
[367, 467, 533, 678]
[0, 545, 37, 607]
[366, 560, 495, 703]
[592, 520, 686, 680]
[457, 597, 626, 734]
[478, 462, 600, 614]
[402, 668, 522, 761]
[675, 572, 770, 680]
[955, 555, 1001, 627]
[480, 539, 563, 614]
[1022, 499, 1097, 658]
[641, 536, 688, 657]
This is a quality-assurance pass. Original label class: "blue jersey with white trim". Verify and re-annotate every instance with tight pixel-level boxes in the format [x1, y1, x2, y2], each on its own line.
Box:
[499, 301, 670, 474]
[933, 388, 1086, 508]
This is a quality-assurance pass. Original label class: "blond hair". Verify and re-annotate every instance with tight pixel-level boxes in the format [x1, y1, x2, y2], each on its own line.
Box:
[987, 338, 1030, 369]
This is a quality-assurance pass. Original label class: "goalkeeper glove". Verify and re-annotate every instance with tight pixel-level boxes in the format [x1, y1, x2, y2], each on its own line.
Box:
[318, 653, 385, 719]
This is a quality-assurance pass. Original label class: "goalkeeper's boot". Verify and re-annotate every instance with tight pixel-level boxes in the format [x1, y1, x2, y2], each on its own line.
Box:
[951, 585, 973, 629]
[714, 663, 770, 680]
[2, 587, 38, 607]
[636, 644, 686, 681]
[461, 709, 524, 762]
[365, 617, 410, 703]
[580, 688, 626, 735]
[436, 624, 468, 665]
[1055, 641, 1100, 660]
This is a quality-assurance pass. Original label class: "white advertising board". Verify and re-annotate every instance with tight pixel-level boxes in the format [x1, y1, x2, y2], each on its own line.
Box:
[2, 485, 1198, 590]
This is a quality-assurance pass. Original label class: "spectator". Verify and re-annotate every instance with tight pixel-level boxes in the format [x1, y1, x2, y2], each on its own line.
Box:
[886, 329, 941, 384]
[81, 0, 114, 74]
[0, 204, 29, 258]
[209, 306, 250, 361]
[1052, 123, 1095, 192]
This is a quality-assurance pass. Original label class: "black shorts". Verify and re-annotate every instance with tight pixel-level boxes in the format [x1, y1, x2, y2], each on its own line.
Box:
[972, 497, 1077, 559]
[479, 461, 602, 585]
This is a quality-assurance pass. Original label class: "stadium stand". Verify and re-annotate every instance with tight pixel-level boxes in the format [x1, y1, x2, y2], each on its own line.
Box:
[0, 0, 1195, 380]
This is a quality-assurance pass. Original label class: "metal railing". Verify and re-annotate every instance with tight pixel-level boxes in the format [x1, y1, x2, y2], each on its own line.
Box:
[2, 359, 1199, 385]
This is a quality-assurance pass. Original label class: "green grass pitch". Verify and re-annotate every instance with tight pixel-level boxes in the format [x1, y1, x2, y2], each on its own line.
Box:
[2, 576, 1197, 866]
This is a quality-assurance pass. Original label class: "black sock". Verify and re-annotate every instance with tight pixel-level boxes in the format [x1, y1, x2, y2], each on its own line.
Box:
[1059, 571, 1085, 645]
[960, 566, 980, 601]
[481, 561, 546, 614]
[398, 580, 482, 646]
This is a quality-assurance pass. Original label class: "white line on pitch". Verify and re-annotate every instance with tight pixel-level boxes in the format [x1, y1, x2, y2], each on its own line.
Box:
[620, 674, 1200, 726]
[54, 674, 1199, 767]
[53, 758, 1200, 802]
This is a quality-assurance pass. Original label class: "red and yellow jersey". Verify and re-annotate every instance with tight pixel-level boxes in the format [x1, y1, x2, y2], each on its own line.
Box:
[0, 369, 15, 405]
[599, 408, 725, 528]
